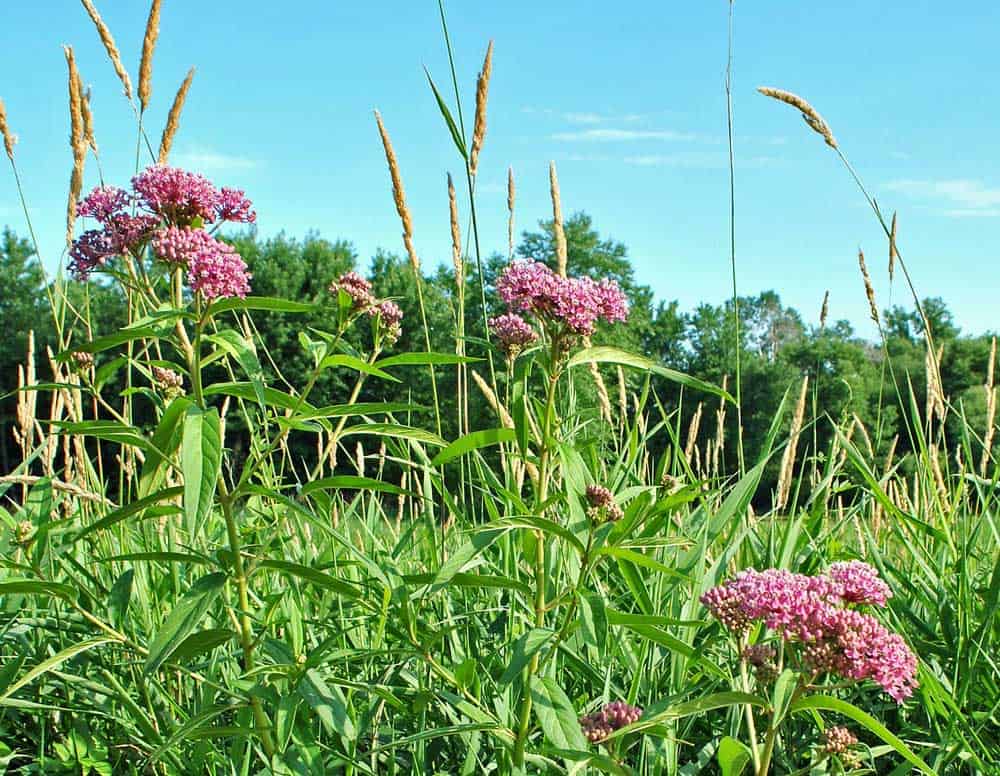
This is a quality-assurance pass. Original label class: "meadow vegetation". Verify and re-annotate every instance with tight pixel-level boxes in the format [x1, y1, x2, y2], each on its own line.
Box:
[0, 2, 997, 774]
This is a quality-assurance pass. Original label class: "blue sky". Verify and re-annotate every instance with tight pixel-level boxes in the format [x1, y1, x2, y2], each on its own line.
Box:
[2, 1, 999, 339]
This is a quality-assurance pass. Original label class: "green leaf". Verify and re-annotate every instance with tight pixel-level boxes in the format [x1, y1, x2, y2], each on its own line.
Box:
[207, 296, 315, 315]
[256, 560, 362, 600]
[0, 580, 76, 601]
[205, 329, 267, 407]
[423, 68, 468, 158]
[770, 668, 799, 725]
[375, 352, 480, 368]
[169, 629, 235, 663]
[340, 423, 446, 447]
[318, 354, 399, 382]
[430, 529, 506, 593]
[499, 628, 553, 686]
[58, 328, 158, 358]
[531, 676, 588, 750]
[578, 591, 607, 653]
[789, 695, 936, 776]
[51, 420, 151, 450]
[107, 569, 134, 629]
[181, 406, 222, 536]
[139, 397, 191, 498]
[144, 573, 227, 675]
[300, 475, 410, 497]
[299, 668, 356, 740]
[568, 346, 734, 402]
[297, 401, 421, 420]
[717, 736, 752, 776]
[432, 428, 516, 466]
[74, 486, 184, 541]
[0, 638, 116, 701]
[203, 382, 312, 413]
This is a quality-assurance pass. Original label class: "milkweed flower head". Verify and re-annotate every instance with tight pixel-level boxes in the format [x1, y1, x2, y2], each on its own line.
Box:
[69, 166, 255, 296]
[132, 165, 221, 224]
[370, 299, 403, 346]
[579, 701, 642, 744]
[488, 312, 537, 357]
[822, 726, 858, 755]
[329, 271, 375, 312]
[701, 563, 917, 702]
[585, 484, 624, 522]
[494, 260, 629, 339]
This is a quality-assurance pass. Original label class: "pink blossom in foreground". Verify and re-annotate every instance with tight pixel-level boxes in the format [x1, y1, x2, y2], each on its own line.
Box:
[579, 701, 642, 744]
[68, 230, 116, 278]
[330, 271, 375, 311]
[132, 165, 221, 223]
[216, 187, 256, 223]
[827, 560, 892, 606]
[488, 312, 537, 356]
[105, 214, 159, 254]
[153, 226, 217, 266]
[76, 185, 130, 222]
[701, 563, 918, 702]
[822, 726, 858, 755]
[186, 240, 251, 300]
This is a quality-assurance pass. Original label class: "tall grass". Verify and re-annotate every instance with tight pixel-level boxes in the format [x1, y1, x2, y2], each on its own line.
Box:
[0, 3, 997, 775]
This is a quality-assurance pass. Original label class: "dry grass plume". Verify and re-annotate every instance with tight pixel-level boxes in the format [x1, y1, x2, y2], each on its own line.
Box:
[65, 46, 87, 247]
[80, 0, 133, 100]
[469, 40, 493, 177]
[158, 67, 195, 164]
[757, 86, 837, 149]
[375, 110, 419, 272]
[507, 166, 515, 260]
[858, 249, 879, 325]
[549, 161, 567, 276]
[138, 0, 163, 112]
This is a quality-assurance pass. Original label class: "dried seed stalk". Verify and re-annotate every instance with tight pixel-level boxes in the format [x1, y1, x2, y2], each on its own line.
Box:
[858, 249, 879, 324]
[375, 110, 419, 271]
[138, 0, 163, 112]
[757, 86, 837, 149]
[549, 161, 567, 276]
[469, 40, 492, 177]
[0, 98, 16, 160]
[158, 67, 195, 164]
[80, 0, 133, 99]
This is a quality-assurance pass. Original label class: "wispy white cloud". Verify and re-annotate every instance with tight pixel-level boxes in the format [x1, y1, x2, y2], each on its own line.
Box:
[624, 152, 775, 169]
[885, 178, 1000, 215]
[523, 107, 645, 125]
[553, 128, 700, 143]
[173, 146, 258, 173]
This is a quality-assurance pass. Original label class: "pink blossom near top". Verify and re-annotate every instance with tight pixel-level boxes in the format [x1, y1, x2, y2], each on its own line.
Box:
[105, 214, 159, 254]
[76, 185, 130, 222]
[330, 271, 375, 311]
[827, 560, 892, 606]
[488, 312, 538, 355]
[216, 187, 257, 223]
[494, 260, 630, 336]
[132, 165, 222, 224]
[700, 563, 918, 702]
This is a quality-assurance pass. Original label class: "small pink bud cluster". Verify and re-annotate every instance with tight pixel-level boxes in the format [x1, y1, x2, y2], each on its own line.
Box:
[585, 484, 624, 522]
[71, 351, 94, 371]
[330, 272, 376, 311]
[153, 226, 251, 300]
[495, 260, 629, 338]
[70, 166, 255, 297]
[152, 366, 184, 393]
[822, 726, 858, 755]
[742, 644, 779, 683]
[579, 701, 642, 744]
[701, 564, 917, 702]
[370, 300, 403, 345]
[488, 313, 538, 358]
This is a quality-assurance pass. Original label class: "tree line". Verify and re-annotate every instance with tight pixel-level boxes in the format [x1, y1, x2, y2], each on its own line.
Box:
[1, 214, 995, 505]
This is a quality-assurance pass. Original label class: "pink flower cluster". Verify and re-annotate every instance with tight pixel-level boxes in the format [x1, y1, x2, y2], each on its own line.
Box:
[153, 226, 251, 300]
[370, 299, 403, 345]
[579, 701, 643, 743]
[69, 166, 256, 287]
[495, 260, 629, 336]
[488, 312, 538, 357]
[585, 484, 624, 522]
[131, 166, 256, 225]
[330, 271, 376, 311]
[701, 564, 917, 702]
[822, 726, 858, 755]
